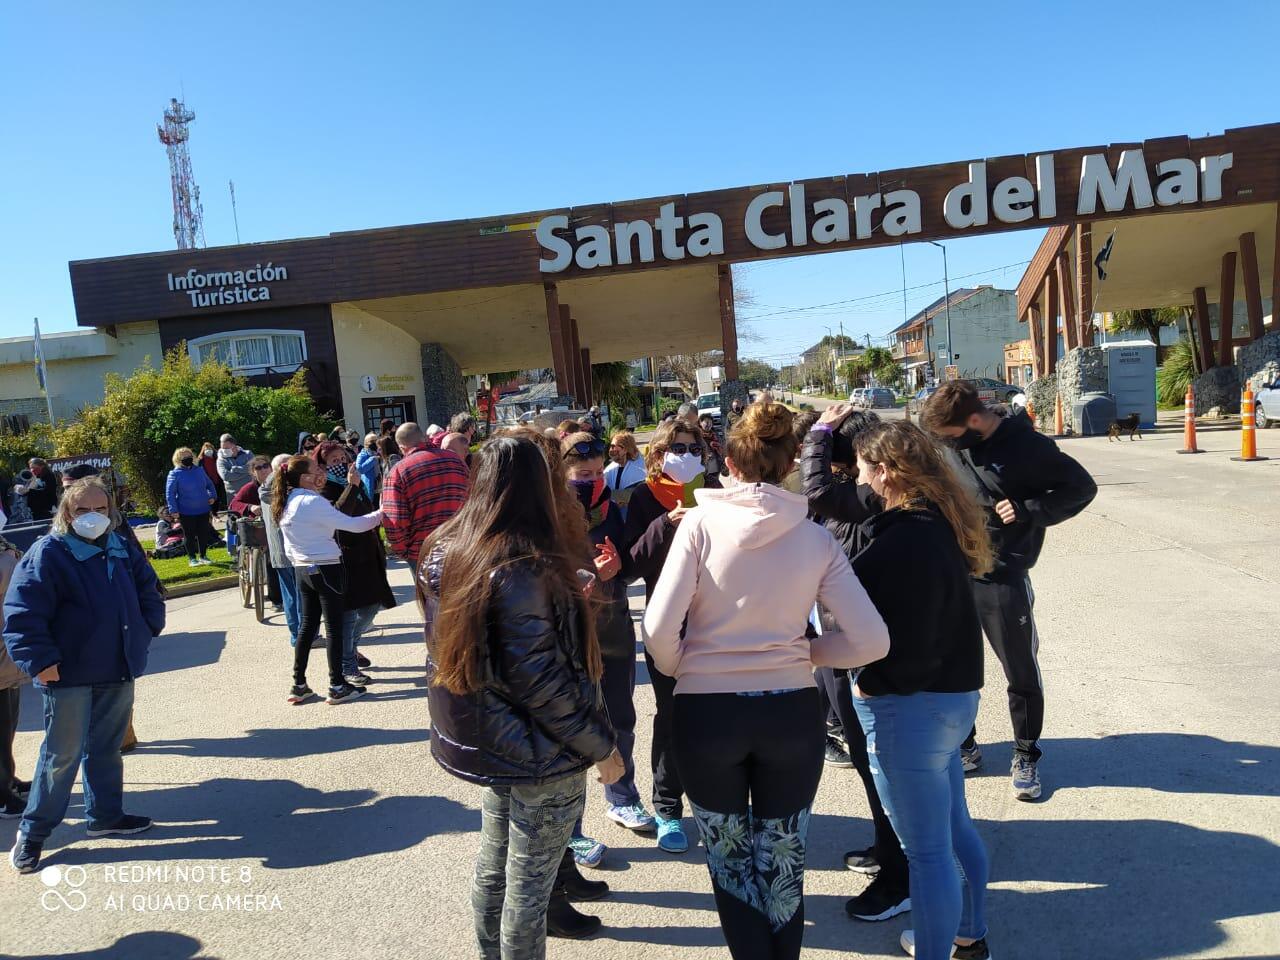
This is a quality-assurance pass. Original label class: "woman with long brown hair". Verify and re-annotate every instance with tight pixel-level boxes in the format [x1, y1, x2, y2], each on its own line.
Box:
[621, 416, 709, 855]
[418, 436, 622, 959]
[274, 455, 382, 706]
[849, 420, 995, 960]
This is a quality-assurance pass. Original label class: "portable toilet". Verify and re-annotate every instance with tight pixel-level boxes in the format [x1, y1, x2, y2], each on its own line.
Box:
[1102, 340, 1157, 428]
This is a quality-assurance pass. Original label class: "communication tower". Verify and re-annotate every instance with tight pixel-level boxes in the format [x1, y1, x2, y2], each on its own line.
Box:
[157, 98, 206, 249]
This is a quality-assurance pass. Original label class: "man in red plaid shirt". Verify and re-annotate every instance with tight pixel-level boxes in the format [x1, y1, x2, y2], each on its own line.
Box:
[381, 422, 469, 562]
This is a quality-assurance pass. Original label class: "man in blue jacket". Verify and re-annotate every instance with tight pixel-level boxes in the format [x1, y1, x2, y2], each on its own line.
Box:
[4, 476, 166, 874]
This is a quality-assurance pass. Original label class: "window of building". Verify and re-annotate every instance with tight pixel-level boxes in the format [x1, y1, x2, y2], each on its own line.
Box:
[188, 330, 307, 375]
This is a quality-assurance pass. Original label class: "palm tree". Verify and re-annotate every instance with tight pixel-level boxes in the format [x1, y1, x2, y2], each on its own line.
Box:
[590, 360, 639, 418]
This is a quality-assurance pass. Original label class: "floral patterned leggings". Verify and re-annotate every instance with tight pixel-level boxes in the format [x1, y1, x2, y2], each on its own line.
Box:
[672, 688, 825, 960]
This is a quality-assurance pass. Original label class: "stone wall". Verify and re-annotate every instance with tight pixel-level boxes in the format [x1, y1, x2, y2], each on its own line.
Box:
[1024, 374, 1057, 432]
[419, 343, 469, 429]
[0, 397, 50, 423]
[1193, 365, 1241, 415]
[1237, 331, 1280, 391]
[1055, 346, 1107, 433]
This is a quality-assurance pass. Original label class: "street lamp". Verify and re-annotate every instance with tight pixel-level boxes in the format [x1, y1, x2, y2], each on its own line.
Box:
[926, 240, 953, 378]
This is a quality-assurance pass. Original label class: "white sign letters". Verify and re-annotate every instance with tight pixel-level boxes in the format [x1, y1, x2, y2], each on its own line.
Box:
[536, 150, 1234, 273]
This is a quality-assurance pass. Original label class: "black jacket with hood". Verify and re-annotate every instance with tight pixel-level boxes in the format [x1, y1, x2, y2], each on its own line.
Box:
[419, 550, 615, 787]
[956, 410, 1097, 581]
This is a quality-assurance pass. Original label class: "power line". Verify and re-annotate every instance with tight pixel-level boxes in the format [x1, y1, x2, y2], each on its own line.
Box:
[738, 260, 1032, 323]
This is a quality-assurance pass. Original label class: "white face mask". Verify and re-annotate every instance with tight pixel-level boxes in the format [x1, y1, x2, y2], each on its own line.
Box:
[71, 512, 112, 541]
[662, 451, 705, 485]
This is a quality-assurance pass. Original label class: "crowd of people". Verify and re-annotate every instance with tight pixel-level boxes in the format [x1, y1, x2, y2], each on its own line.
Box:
[0, 381, 1098, 960]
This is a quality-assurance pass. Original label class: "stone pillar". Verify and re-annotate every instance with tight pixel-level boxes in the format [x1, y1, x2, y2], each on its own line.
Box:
[718, 379, 750, 434]
[420, 342, 468, 429]
[1239, 231, 1265, 342]
[1218, 251, 1237, 369]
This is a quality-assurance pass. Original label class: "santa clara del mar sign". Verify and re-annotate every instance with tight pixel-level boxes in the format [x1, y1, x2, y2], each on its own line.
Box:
[536, 148, 1236, 273]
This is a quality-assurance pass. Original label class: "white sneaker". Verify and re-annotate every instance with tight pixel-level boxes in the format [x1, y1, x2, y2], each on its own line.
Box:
[188, 558, 200, 568]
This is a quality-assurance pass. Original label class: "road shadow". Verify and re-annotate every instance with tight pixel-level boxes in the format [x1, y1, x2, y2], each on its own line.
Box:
[965, 733, 1277, 799]
[130, 725, 429, 760]
[20, 931, 208, 960]
[4, 777, 477, 871]
[593, 815, 1280, 958]
[143, 631, 228, 677]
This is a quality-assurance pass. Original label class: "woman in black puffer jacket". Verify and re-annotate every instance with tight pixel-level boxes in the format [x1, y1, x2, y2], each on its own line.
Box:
[418, 436, 622, 959]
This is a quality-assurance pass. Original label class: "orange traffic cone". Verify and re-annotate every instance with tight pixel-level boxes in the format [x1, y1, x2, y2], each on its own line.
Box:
[1176, 386, 1202, 454]
[1053, 393, 1066, 437]
[1231, 387, 1269, 462]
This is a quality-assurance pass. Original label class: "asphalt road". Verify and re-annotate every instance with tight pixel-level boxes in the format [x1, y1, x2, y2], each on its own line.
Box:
[1, 417, 1278, 960]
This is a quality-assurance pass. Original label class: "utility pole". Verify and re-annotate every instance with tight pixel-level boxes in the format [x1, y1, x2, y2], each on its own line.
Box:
[927, 240, 953, 377]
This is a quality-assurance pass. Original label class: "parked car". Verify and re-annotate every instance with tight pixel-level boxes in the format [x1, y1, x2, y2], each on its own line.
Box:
[965, 377, 1022, 404]
[1256, 379, 1280, 428]
[863, 387, 896, 409]
[907, 386, 938, 415]
[848, 388, 868, 407]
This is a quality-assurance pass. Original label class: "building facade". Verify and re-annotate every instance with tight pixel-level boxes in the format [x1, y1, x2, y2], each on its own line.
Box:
[892, 286, 1021, 388]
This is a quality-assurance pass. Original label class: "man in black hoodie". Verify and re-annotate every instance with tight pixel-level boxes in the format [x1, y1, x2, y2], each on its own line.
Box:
[922, 381, 1097, 802]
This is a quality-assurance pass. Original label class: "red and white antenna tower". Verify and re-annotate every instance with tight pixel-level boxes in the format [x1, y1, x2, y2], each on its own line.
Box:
[157, 98, 206, 249]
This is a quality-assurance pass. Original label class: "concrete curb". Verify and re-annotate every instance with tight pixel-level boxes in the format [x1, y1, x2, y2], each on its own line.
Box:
[163, 575, 239, 599]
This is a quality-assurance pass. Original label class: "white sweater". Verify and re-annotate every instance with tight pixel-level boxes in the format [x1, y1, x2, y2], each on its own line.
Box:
[279, 488, 382, 566]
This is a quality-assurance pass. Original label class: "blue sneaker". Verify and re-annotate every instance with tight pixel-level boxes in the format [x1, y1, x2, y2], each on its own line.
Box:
[655, 816, 688, 853]
[568, 834, 606, 868]
[605, 802, 656, 833]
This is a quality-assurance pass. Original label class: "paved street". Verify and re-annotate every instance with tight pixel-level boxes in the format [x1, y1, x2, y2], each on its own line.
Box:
[2, 419, 1278, 960]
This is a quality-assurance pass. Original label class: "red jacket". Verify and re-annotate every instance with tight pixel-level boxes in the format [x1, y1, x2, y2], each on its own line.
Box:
[228, 479, 262, 517]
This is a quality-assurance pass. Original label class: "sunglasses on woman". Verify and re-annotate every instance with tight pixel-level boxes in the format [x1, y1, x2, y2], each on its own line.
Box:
[669, 442, 704, 456]
[565, 440, 606, 458]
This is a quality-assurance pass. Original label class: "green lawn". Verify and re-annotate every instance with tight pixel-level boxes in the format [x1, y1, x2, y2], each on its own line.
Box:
[141, 539, 238, 587]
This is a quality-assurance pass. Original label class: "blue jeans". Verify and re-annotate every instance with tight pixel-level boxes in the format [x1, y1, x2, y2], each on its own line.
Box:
[277, 564, 301, 645]
[342, 605, 379, 675]
[21, 681, 135, 843]
[853, 690, 988, 960]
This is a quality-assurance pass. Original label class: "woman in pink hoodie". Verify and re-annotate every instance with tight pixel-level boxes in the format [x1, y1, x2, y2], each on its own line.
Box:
[643, 401, 890, 960]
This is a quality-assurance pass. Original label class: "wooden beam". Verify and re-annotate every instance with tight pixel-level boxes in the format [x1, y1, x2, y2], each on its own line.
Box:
[556, 303, 578, 402]
[1193, 286, 1215, 372]
[1076, 224, 1093, 344]
[1057, 252, 1078, 352]
[545, 284, 571, 398]
[580, 348, 593, 407]
[717, 264, 740, 381]
[1218, 251, 1237, 369]
[567, 313, 587, 407]
[1273, 202, 1280, 330]
[1239, 231, 1265, 342]
[1028, 303, 1044, 378]
[1044, 269, 1059, 375]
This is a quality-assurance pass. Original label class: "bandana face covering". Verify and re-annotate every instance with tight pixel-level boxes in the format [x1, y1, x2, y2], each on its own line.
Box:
[571, 477, 610, 528]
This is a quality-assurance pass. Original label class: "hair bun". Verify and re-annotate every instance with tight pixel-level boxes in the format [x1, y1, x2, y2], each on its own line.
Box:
[738, 401, 793, 443]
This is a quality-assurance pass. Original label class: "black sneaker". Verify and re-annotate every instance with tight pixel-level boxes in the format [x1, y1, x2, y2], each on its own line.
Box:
[327, 683, 366, 705]
[843, 846, 880, 875]
[825, 736, 854, 768]
[86, 814, 152, 837]
[287, 684, 316, 705]
[355, 652, 372, 669]
[9, 835, 41, 874]
[900, 929, 992, 958]
[343, 672, 372, 687]
[846, 875, 911, 922]
[12, 777, 30, 799]
[1, 795, 24, 819]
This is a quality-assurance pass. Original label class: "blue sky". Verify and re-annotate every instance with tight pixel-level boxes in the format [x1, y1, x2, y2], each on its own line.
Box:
[2, 1, 1275, 367]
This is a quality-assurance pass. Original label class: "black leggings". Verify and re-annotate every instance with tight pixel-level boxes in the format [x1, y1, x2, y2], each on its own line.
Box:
[292, 563, 347, 688]
[817, 667, 909, 889]
[673, 689, 824, 960]
[179, 512, 215, 559]
[645, 650, 685, 820]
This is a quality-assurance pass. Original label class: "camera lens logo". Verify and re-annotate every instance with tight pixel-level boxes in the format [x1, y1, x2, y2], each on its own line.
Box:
[40, 865, 88, 911]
